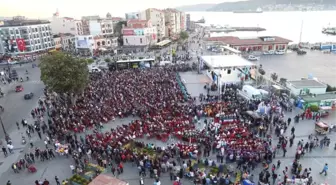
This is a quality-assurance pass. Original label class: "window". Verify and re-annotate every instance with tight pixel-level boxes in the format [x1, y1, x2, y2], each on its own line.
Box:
[140, 38, 142, 43]
[10, 30, 13, 34]
[15, 30, 19, 34]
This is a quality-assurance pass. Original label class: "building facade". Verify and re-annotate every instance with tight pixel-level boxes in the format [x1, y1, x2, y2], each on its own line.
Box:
[81, 16, 100, 35]
[186, 14, 191, 31]
[0, 17, 55, 54]
[51, 11, 83, 35]
[206, 36, 292, 52]
[164, 9, 182, 38]
[122, 20, 157, 46]
[179, 12, 186, 31]
[53, 36, 62, 50]
[93, 36, 118, 49]
[81, 15, 114, 37]
[75, 35, 95, 55]
[140, 8, 166, 41]
[125, 12, 140, 20]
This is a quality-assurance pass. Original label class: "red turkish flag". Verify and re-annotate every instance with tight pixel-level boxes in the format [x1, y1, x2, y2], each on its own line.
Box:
[16, 38, 26, 51]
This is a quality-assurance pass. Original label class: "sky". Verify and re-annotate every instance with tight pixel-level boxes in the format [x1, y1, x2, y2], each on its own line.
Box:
[0, 0, 242, 19]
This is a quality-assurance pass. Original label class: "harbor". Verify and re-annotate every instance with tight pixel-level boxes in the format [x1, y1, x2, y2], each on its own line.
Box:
[209, 25, 266, 33]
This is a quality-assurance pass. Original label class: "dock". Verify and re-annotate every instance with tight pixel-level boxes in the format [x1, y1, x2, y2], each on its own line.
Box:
[209, 27, 266, 33]
[231, 27, 266, 32]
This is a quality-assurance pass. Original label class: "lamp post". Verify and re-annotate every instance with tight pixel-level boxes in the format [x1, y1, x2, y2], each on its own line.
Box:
[0, 114, 8, 142]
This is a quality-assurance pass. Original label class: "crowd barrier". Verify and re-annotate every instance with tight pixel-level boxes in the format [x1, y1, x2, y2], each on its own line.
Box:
[176, 73, 189, 101]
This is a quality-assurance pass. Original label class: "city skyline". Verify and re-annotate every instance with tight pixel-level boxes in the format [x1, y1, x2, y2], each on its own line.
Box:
[0, 0, 233, 19]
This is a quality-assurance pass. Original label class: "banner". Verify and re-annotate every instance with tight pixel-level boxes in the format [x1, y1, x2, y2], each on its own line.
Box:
[16, 38, 26, 51]
[77, 40, 89, 48]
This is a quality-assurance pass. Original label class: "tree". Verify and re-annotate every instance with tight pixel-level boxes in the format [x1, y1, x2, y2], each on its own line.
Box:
[39, 52, 89, 104]
[87, 58, 94, 64]
[180, 31, 189, 40]
[104, 58, 111, 63]
[271, 73, 278, 81]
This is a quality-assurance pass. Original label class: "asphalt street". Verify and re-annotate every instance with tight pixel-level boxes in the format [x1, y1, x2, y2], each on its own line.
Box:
[0, 63, 45, 136]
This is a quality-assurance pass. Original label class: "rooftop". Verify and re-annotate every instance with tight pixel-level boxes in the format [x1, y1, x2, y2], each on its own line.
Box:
[301, 92, 336, 102]
[201, 55, 256, 69]
[0, 19, 50, 27]
[127, 19, 148, 24]
[206, 36, 292, 46]
[287, 79, 327, 88]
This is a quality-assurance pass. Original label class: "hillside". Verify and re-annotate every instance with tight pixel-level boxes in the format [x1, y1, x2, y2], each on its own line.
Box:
[209, 0, 336, 11]
[175, 0, 336, 12]
[175, 4, 217, 12]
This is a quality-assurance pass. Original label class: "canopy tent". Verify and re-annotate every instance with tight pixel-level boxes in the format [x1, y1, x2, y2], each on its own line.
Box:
[88, 174, 129, 185]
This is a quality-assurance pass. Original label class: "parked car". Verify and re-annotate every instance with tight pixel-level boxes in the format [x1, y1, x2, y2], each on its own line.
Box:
[297, 49, 307, 55]
[15, 85, 23, 92]
[24, 92, 34, 100]
[263, 50, 275, 55]
[247, 55, 259, 61]
[275, 50, 286, 55]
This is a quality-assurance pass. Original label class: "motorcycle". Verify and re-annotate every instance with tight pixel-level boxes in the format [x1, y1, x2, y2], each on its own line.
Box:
[20, 78, 23, 82]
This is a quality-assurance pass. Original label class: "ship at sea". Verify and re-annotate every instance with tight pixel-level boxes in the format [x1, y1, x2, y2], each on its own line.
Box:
[195, 17, 205, 23]
[233, 8, 263, 13]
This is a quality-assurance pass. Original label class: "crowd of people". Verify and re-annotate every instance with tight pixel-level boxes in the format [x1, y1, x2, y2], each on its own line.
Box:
[3, 55, 332, 185]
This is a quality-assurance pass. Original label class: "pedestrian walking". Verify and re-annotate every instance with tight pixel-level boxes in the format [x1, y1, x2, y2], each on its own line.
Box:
[319, 163, 328, 176]
[55, 176, 60, 185]
[2, 145, 7, 157]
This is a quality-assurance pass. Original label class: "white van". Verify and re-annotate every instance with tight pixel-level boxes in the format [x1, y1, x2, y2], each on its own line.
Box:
[241, 85, 262, 100]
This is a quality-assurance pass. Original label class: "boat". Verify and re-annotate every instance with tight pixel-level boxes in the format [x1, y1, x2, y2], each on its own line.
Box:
[195, 17, 205, 24]
[233, 8, 263, 13]
[322, 27, 336, 35]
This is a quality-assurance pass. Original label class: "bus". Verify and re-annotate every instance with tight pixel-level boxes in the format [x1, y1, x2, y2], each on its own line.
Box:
[113, 58, 155, 70]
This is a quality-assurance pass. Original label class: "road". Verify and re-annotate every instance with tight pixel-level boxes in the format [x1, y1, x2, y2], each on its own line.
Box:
[0, 63, 45, 136]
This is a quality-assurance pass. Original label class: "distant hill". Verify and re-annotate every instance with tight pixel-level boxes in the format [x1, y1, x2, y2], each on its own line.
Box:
[176, 4, 217, 12]
[175, 0, 336, 12]
[209, 0, 336, 11]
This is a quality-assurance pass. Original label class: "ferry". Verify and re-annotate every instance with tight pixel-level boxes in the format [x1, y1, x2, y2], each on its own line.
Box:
[233, 8, 263, 13]
[195, 17, 205, 24]
[322, 27, 336, 35]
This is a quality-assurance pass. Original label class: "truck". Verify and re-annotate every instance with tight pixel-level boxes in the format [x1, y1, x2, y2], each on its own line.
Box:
[239, 85, 262, 100]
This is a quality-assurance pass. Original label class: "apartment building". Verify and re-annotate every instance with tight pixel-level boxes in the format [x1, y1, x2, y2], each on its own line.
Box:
[140, 8, 166, 41]
[0, 16, 55, 54]
[51, 11, 83, 35]
[81, 15, 114, 37]
[122, 19, 157, 46]
[164, 9, 182, 37]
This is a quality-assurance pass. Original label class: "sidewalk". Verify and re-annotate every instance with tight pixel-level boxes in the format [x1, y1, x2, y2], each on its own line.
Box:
[0, 100, 41, 175]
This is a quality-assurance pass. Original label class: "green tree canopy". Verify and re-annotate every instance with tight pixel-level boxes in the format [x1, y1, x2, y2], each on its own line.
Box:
[39, 52, 89, 96]
[180, 31, 189, 40]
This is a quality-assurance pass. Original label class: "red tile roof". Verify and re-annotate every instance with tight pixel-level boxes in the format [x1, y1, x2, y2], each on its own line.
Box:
[206, 36, 292, 46]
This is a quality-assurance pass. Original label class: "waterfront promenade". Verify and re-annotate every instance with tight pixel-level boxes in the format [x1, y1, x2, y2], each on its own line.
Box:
[259, 51, 336, 86]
